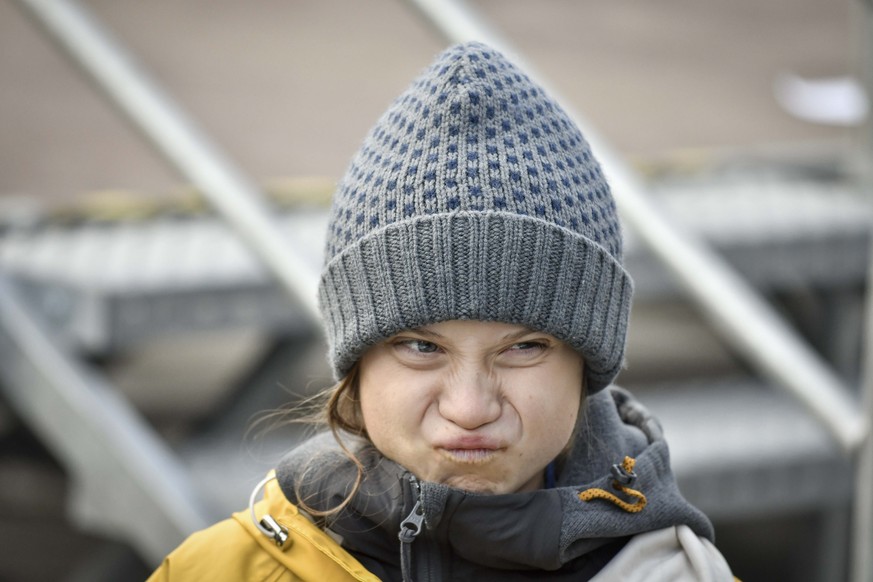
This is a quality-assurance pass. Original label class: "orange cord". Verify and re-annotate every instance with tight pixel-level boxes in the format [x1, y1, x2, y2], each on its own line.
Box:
[578, 456, 647, 514]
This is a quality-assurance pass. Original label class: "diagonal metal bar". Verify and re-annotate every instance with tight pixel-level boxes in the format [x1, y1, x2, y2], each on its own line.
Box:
[0, 272, 218, 563]
[405, 0, 867, 452]
[12, 0, 321, 320]
[8, 0, 323, 564]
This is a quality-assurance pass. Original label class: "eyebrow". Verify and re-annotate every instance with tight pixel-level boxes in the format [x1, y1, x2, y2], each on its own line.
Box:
[499, 327, 540, 342]
[405, 327, 443, 340]
[406, 325, 539, 343]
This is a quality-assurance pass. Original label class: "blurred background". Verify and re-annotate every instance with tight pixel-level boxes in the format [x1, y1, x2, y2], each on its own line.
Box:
[0, 0, 870, 580]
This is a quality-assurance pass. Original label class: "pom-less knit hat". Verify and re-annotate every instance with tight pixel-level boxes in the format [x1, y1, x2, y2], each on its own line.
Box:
[318, 42, 633, 394]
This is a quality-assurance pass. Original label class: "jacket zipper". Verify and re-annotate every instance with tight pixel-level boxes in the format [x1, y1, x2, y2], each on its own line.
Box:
[398, 475, 424, 582]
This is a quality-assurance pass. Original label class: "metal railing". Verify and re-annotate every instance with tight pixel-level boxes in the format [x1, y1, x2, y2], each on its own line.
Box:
[13, 0, 322, 320]
[0, 273, 218, 562]
[8, 0, 322, 566]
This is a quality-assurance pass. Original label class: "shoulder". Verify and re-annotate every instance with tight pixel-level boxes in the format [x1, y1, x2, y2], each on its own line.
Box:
[590, 525, 736, 582]
[147, 474, 380, 582]
[146, 516, 283, 582]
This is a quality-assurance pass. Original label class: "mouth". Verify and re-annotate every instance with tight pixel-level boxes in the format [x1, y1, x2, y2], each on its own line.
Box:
[437, 438, 504, 464]
[440, 448, 500, 463]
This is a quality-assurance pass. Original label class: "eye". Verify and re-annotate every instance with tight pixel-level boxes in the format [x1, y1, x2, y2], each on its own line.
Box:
[508, 341, 547, 353]
[501, 340, 550, 363]
[395, 339, 441, 355]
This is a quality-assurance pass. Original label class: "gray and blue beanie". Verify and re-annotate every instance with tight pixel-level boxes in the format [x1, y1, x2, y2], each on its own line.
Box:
[318, 42, 633, 394]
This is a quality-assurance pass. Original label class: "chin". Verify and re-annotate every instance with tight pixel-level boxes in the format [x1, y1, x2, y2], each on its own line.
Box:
[442, 475, 505, 494]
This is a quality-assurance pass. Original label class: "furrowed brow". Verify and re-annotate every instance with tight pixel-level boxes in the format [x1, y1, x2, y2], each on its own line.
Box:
[400, 327, 444, 340]
[499, 327, 540, 343]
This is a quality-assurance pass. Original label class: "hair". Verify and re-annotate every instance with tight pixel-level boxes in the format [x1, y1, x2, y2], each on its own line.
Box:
[292, 362, 368, 519]
[325, 362, 365, 437]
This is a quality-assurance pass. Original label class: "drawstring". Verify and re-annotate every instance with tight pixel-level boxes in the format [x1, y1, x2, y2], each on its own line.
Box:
[578, 456, 648, 513]
[249, 474, 289, 546]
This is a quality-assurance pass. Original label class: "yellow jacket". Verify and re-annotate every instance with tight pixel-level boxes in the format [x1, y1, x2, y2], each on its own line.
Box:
[147, 472, 737, 582]
[146, 475, 379, 582]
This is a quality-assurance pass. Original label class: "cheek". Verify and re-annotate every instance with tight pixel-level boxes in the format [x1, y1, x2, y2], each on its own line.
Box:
[359, 387, 384, 432]
[359, 382, 403, 463]
[360, 375, 400, 433]
[358, 354, 393, 438]
[358, 363, 430, 444]
[535, 391, 579, 443]
[519, 368, 581, 448]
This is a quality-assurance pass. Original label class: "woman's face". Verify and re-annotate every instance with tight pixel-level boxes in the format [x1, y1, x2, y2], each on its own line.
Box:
[358, 320, 583, 494]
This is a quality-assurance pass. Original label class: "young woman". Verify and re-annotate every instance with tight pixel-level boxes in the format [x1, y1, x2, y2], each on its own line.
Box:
[148, 42, 735, 581]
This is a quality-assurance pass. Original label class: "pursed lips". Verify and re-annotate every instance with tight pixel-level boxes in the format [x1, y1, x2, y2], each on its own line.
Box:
[435, 436, 505, 464]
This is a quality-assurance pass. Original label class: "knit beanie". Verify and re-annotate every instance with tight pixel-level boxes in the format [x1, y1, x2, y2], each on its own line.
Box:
[318, 42, 633, 394]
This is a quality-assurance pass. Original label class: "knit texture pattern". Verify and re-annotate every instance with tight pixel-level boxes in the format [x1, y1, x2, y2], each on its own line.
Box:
[319, 42, 633, 393]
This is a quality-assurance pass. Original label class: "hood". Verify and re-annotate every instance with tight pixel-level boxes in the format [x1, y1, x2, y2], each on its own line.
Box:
[275, 386, 713, 574]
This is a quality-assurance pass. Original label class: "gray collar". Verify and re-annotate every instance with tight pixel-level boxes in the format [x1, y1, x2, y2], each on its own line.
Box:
[276, 387, 713, 573]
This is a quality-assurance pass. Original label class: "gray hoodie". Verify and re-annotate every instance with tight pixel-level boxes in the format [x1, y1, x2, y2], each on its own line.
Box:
[276, 387, 733, 581]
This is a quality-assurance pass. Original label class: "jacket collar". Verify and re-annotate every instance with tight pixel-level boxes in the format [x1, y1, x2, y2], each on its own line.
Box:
[275, 387, 713, 573]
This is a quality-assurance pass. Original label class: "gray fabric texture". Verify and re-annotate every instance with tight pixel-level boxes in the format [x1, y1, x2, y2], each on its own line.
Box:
[590, 525, 734, 582]
[318, 42, 633, 394]
[276, 387, 716, 578]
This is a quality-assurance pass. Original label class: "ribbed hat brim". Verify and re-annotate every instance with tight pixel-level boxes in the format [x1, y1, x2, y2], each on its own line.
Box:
[319, 211, 633, 394]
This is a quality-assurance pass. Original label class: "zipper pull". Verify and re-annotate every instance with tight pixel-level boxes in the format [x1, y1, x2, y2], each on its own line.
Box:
[260, 514, 289, 546]
[399, 476, 424, 543]
[399, 476, 424, 582]
[399, 499, 424, 543]
[249, 474, 289, 547]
